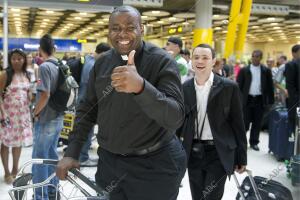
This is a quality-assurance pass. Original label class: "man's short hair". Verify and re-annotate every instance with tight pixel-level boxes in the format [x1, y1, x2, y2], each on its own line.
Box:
[110, 5, 141, 24]
[253, 50, 263, 58]
[40, 34, 55, 56]
[194, 43, 216, 59]
[291, 44, 300, 53]
[95, 43, 111, 54]
[168, 37, 183, 49]
[279, 55, 287, 61]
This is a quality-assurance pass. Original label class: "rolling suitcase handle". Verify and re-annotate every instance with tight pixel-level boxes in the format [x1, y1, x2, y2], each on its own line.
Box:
[294, 107, 300, 155]
[233, 173, 246, 200]
[233, 169, 263, 200]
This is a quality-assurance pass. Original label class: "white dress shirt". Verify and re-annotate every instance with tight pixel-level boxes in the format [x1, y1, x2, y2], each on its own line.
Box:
[194, 72, 214, 140]
[249, 64, 262, 96]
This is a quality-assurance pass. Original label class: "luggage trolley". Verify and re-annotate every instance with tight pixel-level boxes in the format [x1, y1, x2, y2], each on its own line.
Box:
[8, 159, 109, 200]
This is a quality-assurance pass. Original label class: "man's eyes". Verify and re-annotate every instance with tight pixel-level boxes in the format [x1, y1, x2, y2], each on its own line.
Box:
[127, 26, 135, 31]
[194, 56, 209, 60]
[112, 27, 121, 32]
[111, 26, 136, 32]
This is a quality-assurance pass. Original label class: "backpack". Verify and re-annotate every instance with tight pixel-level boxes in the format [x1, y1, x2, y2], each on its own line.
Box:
[47, 60, 79, 112]
[66, 56, 85, 85]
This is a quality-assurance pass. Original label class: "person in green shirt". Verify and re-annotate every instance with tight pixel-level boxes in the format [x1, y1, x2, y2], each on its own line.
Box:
[166, 37, 188, 82]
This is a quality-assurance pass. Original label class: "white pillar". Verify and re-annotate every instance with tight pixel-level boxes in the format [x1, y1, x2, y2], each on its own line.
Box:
[195, 0, 212, 29]
[3, 0, 8, 69]
[193, 0, 213, 46]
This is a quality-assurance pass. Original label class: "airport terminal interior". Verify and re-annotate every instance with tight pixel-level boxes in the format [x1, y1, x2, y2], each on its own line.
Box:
[0, 0, 300, 199]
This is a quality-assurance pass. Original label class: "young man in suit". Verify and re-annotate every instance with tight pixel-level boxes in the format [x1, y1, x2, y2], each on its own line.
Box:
[285, 44, 300, 135]
[237, 50, 274, 151]
[177, 44, 247, 200]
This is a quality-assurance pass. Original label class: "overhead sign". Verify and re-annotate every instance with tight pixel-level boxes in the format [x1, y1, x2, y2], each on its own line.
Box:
[251, 4, 289, 16]
[77, 39, 97, 43]
[168, 27, 183, 34]
[0, 38, 82, 52]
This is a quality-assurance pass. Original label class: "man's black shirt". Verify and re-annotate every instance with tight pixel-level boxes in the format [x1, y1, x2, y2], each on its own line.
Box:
[65, 42, 184, 157]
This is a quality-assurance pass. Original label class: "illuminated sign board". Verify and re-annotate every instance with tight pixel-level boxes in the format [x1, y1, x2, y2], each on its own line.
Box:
[168, 27, 183, 34]
[0, 38, 82, 52]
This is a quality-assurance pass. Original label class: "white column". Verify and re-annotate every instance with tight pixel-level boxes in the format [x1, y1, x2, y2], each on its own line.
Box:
[3, 0, 8, 69]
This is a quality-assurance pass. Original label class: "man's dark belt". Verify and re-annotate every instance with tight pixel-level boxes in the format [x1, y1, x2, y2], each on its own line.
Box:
[248, 94, 262, 98]
[120, 136, 175, 156]
[193, 139, 214, 145]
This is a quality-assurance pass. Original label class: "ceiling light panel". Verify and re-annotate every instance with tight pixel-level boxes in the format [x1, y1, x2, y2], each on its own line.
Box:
[70, 12, 96, 18]
[142, 10, 170, 17]
[173, 13, 195, 19]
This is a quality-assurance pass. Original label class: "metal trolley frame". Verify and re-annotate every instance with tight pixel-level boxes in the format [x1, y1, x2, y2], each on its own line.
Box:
[8, 159, 109, 200]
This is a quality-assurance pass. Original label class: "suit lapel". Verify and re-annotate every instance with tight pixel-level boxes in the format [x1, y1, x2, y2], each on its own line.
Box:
[208, 75, 224, 103]
[260, 65, 266, 91]
[186, 79, 197, 113]
[246, 66, 252, 85]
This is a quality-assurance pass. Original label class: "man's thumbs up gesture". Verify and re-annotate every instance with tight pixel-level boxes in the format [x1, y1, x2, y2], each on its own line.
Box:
[111, 50, 144, 94]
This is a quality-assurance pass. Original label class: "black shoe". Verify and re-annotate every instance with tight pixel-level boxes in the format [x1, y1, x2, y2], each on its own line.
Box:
[250, 145, 260, 151]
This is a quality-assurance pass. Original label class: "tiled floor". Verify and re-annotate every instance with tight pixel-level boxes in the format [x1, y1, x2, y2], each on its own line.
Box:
[0, 131, 299, 200]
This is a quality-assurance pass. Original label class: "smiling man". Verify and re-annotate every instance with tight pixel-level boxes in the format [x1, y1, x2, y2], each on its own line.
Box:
[56, 5, 186, 200]
[177, 44, 247, 200]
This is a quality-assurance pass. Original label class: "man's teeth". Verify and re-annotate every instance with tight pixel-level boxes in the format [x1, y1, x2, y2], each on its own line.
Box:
[119, 41, 130, 45]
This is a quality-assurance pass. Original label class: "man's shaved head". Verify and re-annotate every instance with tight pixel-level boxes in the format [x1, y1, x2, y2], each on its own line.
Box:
[110, 5, 142, 24]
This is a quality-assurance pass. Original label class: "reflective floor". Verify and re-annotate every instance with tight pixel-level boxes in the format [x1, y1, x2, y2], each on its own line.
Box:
[0, 131, 299, 200]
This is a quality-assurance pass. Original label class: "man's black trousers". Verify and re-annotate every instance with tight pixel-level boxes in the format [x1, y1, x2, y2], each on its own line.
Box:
[244, 95, 264, 146]
[95, 136, 187, 200]
[188, 144, 227, 200]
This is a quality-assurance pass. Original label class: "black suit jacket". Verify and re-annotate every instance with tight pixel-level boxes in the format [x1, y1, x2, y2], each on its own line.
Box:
[236, 65, 274, 107]
[177, 75, 247, 175]
[285, 59, 300, 108]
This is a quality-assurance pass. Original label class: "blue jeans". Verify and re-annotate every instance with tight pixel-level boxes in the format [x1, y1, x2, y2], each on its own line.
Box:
[78, 83, 94, 162]
[78, 83, 88, 104]
[32, 116, 63, 200]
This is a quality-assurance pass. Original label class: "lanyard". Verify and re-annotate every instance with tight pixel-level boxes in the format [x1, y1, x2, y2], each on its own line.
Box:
[196, 111, 207, 139]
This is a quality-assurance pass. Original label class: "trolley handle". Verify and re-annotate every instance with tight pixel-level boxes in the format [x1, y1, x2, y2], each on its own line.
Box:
[69, 168, 108, 197]
[43, 159, 59, 165]
[233, 169, 263, 200]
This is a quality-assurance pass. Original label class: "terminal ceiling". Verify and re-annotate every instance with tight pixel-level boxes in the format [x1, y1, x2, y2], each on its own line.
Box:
[0, 0, 299, 43]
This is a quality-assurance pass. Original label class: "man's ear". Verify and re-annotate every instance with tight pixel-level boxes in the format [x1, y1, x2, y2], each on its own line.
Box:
[212, 58, 217, 66]
[141, 24, 144, 35]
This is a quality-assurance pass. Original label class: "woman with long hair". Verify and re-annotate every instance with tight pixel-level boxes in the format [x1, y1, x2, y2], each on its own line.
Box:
[0, 49, 33, 184]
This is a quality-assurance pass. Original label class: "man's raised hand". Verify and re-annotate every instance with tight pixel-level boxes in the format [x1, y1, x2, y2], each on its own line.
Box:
[111, 50, 144, 94]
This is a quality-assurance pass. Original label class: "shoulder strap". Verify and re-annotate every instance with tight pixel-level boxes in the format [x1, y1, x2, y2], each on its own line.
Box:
[196, 112, 207, 139]
[46, 59, 59, 66]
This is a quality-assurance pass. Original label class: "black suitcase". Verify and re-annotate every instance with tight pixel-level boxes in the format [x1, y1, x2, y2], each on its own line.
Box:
[234, 170, 293, 200]
[268, 107, 294, 160]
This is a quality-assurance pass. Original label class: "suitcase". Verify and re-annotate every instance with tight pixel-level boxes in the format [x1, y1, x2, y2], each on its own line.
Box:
[291, 155, 300, 186]
[234, 170, 293, 200]
[268, 107, 294, 160]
